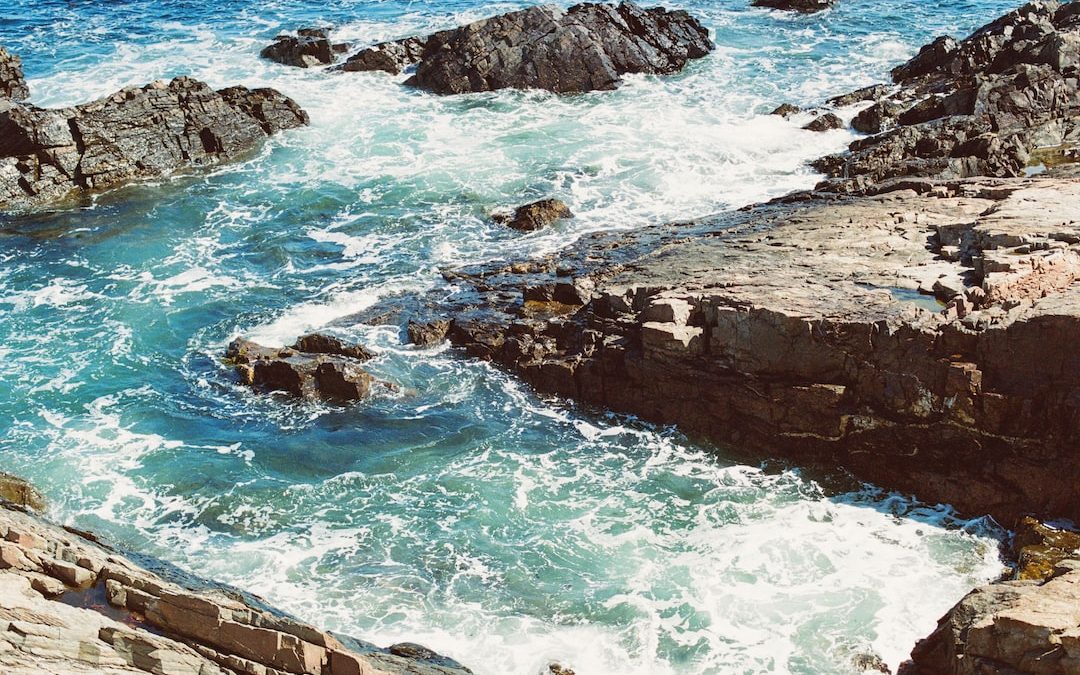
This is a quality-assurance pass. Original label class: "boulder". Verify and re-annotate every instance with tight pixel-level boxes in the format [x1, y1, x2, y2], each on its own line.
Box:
[769, 102, 801, 117]
[225, 335, 377, 401]
[496, 198, 574, 231]
[260, 28, 350, 68]
[752, 0, 836, 12]
[802, 112, 843, 131]
[407, 319, 451, 346]
[0, 73, 308, 211]
[337, 2, 713, 94]
[0, 473, 45, 512]
[0, 45, 28, 101]
[338, 36, 428, 75]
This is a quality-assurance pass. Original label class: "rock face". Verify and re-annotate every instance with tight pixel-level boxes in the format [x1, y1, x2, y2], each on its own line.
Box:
[367, 171, 1080, 525]
[337, 2, 713, 94]
[261, 28, 350, 68]
[0, 71, 308, 212]
[494, 198, 575, 231]
[752, 0, 836, 12]
[226, 334, 378, 401]
[816, 0, 1080, 191]
[0, 498, 470, 675]
[0, 45, 29, 101]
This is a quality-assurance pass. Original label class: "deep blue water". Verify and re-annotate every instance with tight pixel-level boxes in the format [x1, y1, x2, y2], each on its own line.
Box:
[0, 1, 1016, 672]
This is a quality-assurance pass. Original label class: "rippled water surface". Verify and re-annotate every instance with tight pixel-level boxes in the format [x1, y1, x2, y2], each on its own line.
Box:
[0, 1, 1017, 672]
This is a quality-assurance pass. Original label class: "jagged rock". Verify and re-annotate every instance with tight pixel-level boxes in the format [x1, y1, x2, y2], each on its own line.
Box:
[815, 0, 1080, 191]
[752, 0, 836, 12]
[770, 102, 802, 117]
[496, 198, 574, 231]
[0, 72, 308, 211]
[0, 45, 29, 101]
[261, 28, 350, 68]
[407, 319, 451, 347]
[900, 559, 1080, 675]
[339, 36, 428, 75]
[803, 112, 843, 131]
[225, 336, 377, 401]
[0, 495, 471, 675]
[337, 2, 712, 94]
[548, 663, 576, 675]
[0, 474, 44, 512]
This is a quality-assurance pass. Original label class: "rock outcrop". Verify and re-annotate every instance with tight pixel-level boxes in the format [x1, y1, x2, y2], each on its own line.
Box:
[365, 171, 1080, 525]
[752, 0, 836, 12]
[493, 198, 574, 231]
[0, 497, 470, 675]
[816, 0, 1080, 191]
[261, 28, 350, 68]
[0, 45, 29, 101]
[0, 70, 308, 212]
[336, 2, 713, 94]
[225, 334, 379, 401]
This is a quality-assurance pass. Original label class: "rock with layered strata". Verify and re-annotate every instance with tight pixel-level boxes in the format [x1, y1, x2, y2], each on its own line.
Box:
[337, 2, 713, 94]
[0, 498, 471, 675]
[225, 334, 378, 401]
[816, 0, 1080, 191]
[0, 72, 308, 212]
[0, 45, 29, 101]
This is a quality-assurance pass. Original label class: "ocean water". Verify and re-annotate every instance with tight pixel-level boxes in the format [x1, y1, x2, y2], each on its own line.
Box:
[0, 1, 1019, 673]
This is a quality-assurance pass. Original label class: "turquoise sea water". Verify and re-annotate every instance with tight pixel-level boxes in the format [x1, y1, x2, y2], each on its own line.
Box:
[1, 1, 1018, 673]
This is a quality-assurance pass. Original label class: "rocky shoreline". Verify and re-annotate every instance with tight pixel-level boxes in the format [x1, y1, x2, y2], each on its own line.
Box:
[0, 475, 471, 675]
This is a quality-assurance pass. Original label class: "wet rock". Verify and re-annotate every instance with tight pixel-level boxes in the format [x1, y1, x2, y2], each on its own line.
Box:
[225, 336, 376, 401]
[851, 652, 890, 673]
[0, 45, 29, 101]
[770, 102, 802, 117]
[500, 198, 574, 231]
[339, 36, 429, 75]
[1013, 516, 1080, 581]
[0, 72, 308, 212]
[0, 473, 44, 512]
[548, 663, 576, 675]
[752, 0, 836, 13]
[0, 495, 472, 674]
[407, 319, 451, 346]
[342, 2, 713, 94]
[802, 112, 843, 131]
[261, 28, 350, 68]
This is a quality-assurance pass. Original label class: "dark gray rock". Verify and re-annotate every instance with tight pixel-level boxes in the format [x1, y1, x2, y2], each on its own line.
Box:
[802, 112, 843, 131]
[0, 45, 29, 101]
[293, 332, 374, 360]
[261, 28, 350, 68]
[407, 319, 451, 347]
[339, 36, 429, 75]
[338, 2, 712, 94]
[0, 74, 308, 212]
[769, 102, 802, 117]
[752, 0, 836, 13]
[497, 198, 574, 231]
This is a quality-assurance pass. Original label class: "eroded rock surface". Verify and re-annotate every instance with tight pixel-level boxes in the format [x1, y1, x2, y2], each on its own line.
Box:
[365, 172, 1080, 524]
[261, 28, 350, 68]
[0, 45, 29, 101]
[0, 71, 308, 212]
[816, 0, 1080, 191]
[336, 2, 713, 94]
[752, 0, 836, 13]
[225, 334, 378, 401]
[493, 198, 575, 231]
[0, 499, 470, 675]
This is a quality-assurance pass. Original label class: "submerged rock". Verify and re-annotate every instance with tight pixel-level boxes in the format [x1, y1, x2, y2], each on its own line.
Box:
[495, 198, 575, 231]
[260, 28, 350, 68]
[752, 0, 836, 12]
[0, 71, 308, 212]
[225, 335, 378, 401]
[0, 45, 29, 101]
[336, 1, 713, 94]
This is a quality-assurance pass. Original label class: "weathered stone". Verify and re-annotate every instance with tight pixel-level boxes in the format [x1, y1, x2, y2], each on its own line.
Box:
[802, 112, 843, 132]
[342, 2, 713, 94]
[293, 333, 374, 361]
[225, 336, 378, 401]
[261, 28, 349, 68]
[500, 198, 574, 231]
[0, 473, 45, 512]
[752, 0, 836, 12]
[769, 102, 801, 117]
[0, 72, 308, 212]
[407, 319, 451, 347]
[0, 45, 29, 101]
